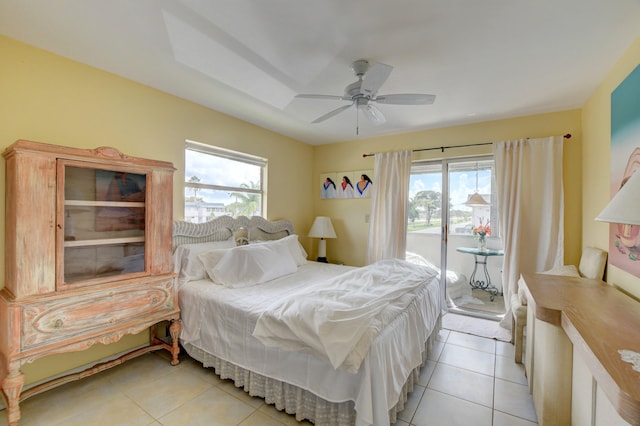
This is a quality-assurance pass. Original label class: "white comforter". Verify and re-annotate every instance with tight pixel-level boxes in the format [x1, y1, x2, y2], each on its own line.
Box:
[179, 260, 441, 426]
[253, 259, 437, 372]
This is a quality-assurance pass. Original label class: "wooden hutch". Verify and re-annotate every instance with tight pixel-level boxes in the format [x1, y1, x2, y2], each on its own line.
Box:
[0, 140, 181, 425]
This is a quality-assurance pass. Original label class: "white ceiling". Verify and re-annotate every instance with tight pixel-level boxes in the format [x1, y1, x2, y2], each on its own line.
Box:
[1, 1, 639, 145]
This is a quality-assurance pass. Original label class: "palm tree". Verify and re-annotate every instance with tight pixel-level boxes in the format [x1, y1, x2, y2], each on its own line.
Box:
[188, 176, 201, 200]
[227, 181, 260, 216]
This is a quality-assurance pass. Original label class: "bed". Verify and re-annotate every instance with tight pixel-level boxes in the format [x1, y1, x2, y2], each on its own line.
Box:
[173, 215, 442, 425]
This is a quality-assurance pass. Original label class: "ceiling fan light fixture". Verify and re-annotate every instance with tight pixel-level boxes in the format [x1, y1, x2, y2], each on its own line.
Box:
[298, 59, 436, 127]
[361, 103, 385, 125]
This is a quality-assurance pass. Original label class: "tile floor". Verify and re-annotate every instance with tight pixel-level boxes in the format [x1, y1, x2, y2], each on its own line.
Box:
[0, 328, 537, 426]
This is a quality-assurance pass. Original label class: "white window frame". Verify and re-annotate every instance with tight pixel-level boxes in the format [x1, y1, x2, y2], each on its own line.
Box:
[184, 141, 267, 221]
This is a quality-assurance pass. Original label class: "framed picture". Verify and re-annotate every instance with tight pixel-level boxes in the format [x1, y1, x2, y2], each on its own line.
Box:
[320, 170, 374, 199]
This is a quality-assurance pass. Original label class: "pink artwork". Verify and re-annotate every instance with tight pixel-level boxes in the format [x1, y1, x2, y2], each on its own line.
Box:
[609, 65, 640, 278]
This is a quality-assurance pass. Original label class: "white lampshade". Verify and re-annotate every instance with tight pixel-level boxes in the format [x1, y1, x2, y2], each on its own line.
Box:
[464, 192, 490, 206]
[308, 216, 336, 262]
[308, 216, 337, 239]
[595, 170, 640, 225]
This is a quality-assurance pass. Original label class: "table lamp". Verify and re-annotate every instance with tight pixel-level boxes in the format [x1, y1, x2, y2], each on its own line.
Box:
[595, 169, 640, 247]
[308, 216, 337, 262]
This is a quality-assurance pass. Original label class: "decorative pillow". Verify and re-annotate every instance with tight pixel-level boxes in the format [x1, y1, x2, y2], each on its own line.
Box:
[173, 239, 236, 282]
[205, 241, 297, 287]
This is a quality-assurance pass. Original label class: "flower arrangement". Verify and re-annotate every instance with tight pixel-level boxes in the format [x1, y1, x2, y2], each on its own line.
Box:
[473, 218, 491, 240]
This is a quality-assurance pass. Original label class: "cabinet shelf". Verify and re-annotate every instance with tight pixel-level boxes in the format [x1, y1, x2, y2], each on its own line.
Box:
[65, 200, 146, 208]
[63, 236, 145, 248]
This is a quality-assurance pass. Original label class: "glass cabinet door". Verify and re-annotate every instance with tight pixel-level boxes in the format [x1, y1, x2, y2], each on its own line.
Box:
[59, 162, 148, 286]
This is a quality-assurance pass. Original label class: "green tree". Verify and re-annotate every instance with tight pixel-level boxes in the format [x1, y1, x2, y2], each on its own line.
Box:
[408, 201, 419, 223]
[412, 190, 441, 226]
[188, 176, 201, 200]
[227, 181, 260, 216]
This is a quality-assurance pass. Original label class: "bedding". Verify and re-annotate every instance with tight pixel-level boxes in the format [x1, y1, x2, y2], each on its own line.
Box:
[173, 216, 442, 426]
[253, 259, 437, 372]
[201, 241, 298, 287]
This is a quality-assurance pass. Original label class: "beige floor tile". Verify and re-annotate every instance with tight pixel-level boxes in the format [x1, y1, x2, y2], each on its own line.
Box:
[257, 404, 313, 425]
[447, 330, 496, 354]
[123, 365, 213, 418]
[438, 343, 495, 376]
[17, 375, 123, 425]
[428, 363, 494, 408]
[495, 340, 516, 359]
[412, 389, 493, 426]
[104, 352, 185, 390]
[493, 410, 538, 426]
[494, 354, 528, 385]
[158, 386, 255, 426]
[416, 359, 436, 386]
[396, 384, 425, 422]
[427, 339, 445, 361]
[436, 328, 450, 342]
[216, 378, 267, 409]
[51, 393, 154, 426]
[494, 378, 538, 423]
[238, 410, 286, 426]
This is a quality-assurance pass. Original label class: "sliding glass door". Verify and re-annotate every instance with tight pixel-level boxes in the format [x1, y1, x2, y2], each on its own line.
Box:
[407, 156, 505, 319]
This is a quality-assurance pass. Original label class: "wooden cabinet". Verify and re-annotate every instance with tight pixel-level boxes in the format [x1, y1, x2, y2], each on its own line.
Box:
[0, 140, 181, 425]
[521, 273, 640, 426]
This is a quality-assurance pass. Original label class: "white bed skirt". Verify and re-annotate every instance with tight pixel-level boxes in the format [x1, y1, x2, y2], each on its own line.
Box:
[182, 315, 440, 426]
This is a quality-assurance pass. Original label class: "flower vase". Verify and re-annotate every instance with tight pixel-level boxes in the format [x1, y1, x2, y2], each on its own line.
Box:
[478, 236, 487, 251]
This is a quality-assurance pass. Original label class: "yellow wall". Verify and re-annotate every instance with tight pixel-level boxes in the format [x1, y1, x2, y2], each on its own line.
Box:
[312, 111, 583, 267]
[582, 35, 640, 299]
[2, 29, 639, 385]
[0, 36, 314, 384]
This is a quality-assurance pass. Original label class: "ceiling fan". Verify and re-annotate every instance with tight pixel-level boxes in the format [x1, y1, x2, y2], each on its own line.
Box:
[296, 59, 436, 126]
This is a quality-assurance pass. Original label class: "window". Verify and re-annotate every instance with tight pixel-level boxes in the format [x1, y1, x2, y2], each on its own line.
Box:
[408, 157, 496, 236]
[184, 141, 266, 223]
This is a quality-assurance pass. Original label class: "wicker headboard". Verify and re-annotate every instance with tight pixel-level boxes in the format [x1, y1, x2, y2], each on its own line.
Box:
[172, 215, 295, 251]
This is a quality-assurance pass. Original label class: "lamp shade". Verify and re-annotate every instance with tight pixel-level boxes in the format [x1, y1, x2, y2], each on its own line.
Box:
[308, 216, 337, 239]
[464, 192, 490, 206]
[595, 170, 640, 225]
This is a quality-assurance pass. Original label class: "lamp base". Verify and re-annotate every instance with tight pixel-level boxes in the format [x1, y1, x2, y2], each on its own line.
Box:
[316, 257, 328, 263]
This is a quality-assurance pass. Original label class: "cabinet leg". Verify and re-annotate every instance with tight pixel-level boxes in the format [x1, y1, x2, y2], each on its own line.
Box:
[169, 320, 181, 366]
[2, 369, 24, 426]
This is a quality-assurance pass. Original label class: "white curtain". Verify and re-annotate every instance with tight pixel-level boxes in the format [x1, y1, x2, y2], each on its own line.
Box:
[493, 136, 565, 329]
[367, 150, 412, 264]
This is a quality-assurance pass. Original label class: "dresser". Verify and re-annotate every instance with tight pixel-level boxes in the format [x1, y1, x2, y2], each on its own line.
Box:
[0, 140, 181, 425]
[521, 273, 640, 425]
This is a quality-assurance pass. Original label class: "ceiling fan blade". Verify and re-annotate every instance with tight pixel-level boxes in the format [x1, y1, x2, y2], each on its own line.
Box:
[360, 62, 393, 97]
[360, 104, 386, 125]
[296, 94, 348, 101]
[374, 93, 436, 105]
[312, 103, 354, 123]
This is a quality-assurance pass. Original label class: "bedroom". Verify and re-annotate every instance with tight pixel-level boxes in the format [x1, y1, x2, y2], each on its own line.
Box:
[1, 2, 640, 425]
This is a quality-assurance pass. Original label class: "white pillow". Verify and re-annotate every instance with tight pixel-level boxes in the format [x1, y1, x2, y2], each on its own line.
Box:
[540, 264, 580, 277]
[251, 235, 308, 266]
[281, 234, 308, 266]
[173, 239, 236, 282]
[206, 241, 297, 287]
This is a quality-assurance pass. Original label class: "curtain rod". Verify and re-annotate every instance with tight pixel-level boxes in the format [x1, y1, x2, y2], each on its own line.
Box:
[361, 133, 572, 158]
